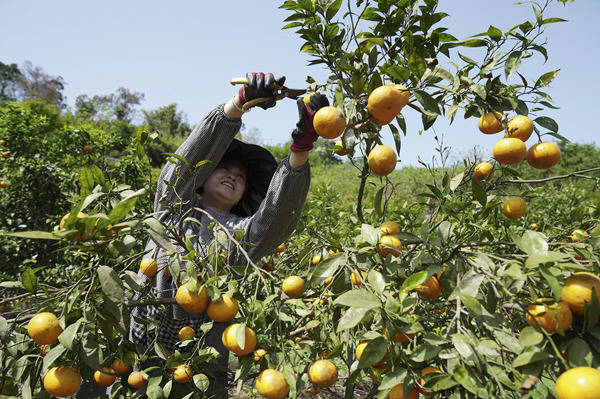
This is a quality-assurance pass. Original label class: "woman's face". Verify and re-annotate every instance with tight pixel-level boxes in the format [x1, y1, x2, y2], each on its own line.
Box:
[201, 160, 247, 213]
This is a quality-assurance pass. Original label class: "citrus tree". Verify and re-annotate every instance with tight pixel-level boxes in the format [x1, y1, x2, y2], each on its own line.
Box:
[2, 1, 600, 399]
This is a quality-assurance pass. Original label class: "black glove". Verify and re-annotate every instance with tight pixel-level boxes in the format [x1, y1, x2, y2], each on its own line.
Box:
[238, 72, 286, 110]
[290, 93, 330, 152]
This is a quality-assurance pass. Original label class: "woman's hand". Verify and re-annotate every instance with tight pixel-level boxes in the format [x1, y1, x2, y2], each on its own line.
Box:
[290, 93, 329, 153]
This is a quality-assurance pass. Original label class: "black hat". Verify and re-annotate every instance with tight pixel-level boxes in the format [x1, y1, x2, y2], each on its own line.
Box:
[198, 139, 277, 217]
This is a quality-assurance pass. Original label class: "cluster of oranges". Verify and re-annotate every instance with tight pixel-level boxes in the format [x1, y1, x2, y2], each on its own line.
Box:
[475, 112, 562, 220]
[308, 84, 410, 178]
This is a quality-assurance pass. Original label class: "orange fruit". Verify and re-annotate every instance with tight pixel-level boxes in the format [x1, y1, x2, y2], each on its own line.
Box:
[93, 367, 116, 387]
[324, 275, 333, 286]
[274, 243, 285, 253]
[308, 359, 338, 388]
[390, 383, 419, 399]
[526, 300, 573, 333]
[334, 139, 347, 156]
[253, 349, 267, 363]
[377, 235, 402, 257]
[28, 312, 63, 345]
[417, 276, 441, 300]
[561, 272, 600, 315]
[43, 366, 81, 398]
[303, 92, 321, 106]
[417, 366, 442, 396]
[368, 85, 410, 123]
[0, 181, 6, 189]
[474, 162, 494, 180]
[139, 257, 157, 277]
[256, 369, 290, 399]
[368, 145, 397, 176]
[351, 269, 366, 285]
[207, 294, 239, 322]
[282, 276, 305, 298]
[175, 283, 209, 313]
[380, 221, 400, 235]
[478, 111, 504, 134]
[127, 371, 147, 388]
[110, 358, 131, 374]
[526, 142, 561, 169]
[313, 106, 346, 139]
[222, 324, 257, 355]
[555, 367, 600, 399]
[312, 255, 321, 265]
[493, 137, 526, 165]
[178, 326, 196, 340]
[502, 196, 527, 219]
[571, 229, 589, 242]
[506, 115, 533, 142]
[0, 139, 5, 146]
[173, 364, 193, 383]
[83, 145, 93, 153]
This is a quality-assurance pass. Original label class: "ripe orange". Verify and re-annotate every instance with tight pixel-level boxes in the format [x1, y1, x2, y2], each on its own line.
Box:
[256, 369, 290, 399]
[502, 197, 527, 219]
[390, 383, 419, 399]
[506, 115, 533, 142]
[555, 367, 600, 399]
[206, 294, 239, 322]
[334, 139, 347, 156]
[28, 312, 63, 345]
[43, 366, 81, 398]
[93, 367, 116, 387]
[282, 276, 305, 298]
[526, 300, 573, 333]
[178, 326, 196, 340]
[313, 106, 346, 139]
[173, 364, 194, 383]
[222, 324, 257, 355]
[493, 137, 526, 165]
[526, 142, 561, 169]
[417, 366, 442, 396]
[377, 235, 402, 257]
[139, 257, 157, 277]
[312, 255, 321, 265]
[474, 162, 494, 180]
[308, 359, 338, 388]
[0, 181, 6, 189]
[351, 269, 366, 285]
[0, 139, 5, 146]
[127, 371, 147, 388]
[380, 221, 400, 235]
[303, 92, 321, 106]
[274, 243, 285, 253]
[478, 111, 504, 134]
[368, 85, 409, 123]
[253, 349, 267, 363]
[417, 275, 441, 300]
[571, 229, 589, 242]
[561, 272, 600, 315]
[110, 358, 131, 374]
[83, 145, 93, 153]
[368, 145, 397, 176]
[324, 275, 333, 286]
[175, 283, 209, 313]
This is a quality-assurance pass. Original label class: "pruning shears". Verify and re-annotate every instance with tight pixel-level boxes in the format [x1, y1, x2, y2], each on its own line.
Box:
[230, 77, 307, 111]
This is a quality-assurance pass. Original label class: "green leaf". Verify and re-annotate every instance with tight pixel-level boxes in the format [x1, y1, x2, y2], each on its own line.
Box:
[21, 268, 37, 293]
[333, 289, 381, 309]
[471, 84, 486, 100]
[164, 153, 190, 170]
[450, 172, 464, 191]
[541, 17, 567, 26]
[5, 230, 60, 240]
[567, 338, 593, 366]
[539, 266, 562, 301]
[386, 65, 410, 83]
[337, 307, 369, 332]
[519, 326, 543, 347]
[388, 123, 402, 155]
[59, 318, 83, 350]
[108, 189, 145, 224]
[487, 26, 502, 41]
[471, 177, 487, 206]
[408, 53, 426, 78]
[42, 345, 66, 374]
[505, 51, 522, 80]
[535, 70, 560, 88]
[458, 293, 489, 316]
[401, 271, 427, 292]
[516, 230, 548, 255]
[512, 349, 550, 368]
[534, 116, 558, 132]
[462, 39, 488, 47]
[413, 90, 440, 115]
[452, 333, 474, 359]
[357, 337, 388, 368]
[97, 266, 125, 303]
[525, 251, 568, 268]
[325, 0, 342, 20]
[193, 373, 210, 391]
[374, 187, 384, 217]
[309, 253, 344, 285]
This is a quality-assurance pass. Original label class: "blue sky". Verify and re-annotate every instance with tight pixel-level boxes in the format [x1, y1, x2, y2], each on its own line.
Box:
[1, 0, 597, 166]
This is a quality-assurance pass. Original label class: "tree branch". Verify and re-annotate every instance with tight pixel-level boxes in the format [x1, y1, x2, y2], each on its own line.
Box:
[503, 167, 600, 184]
